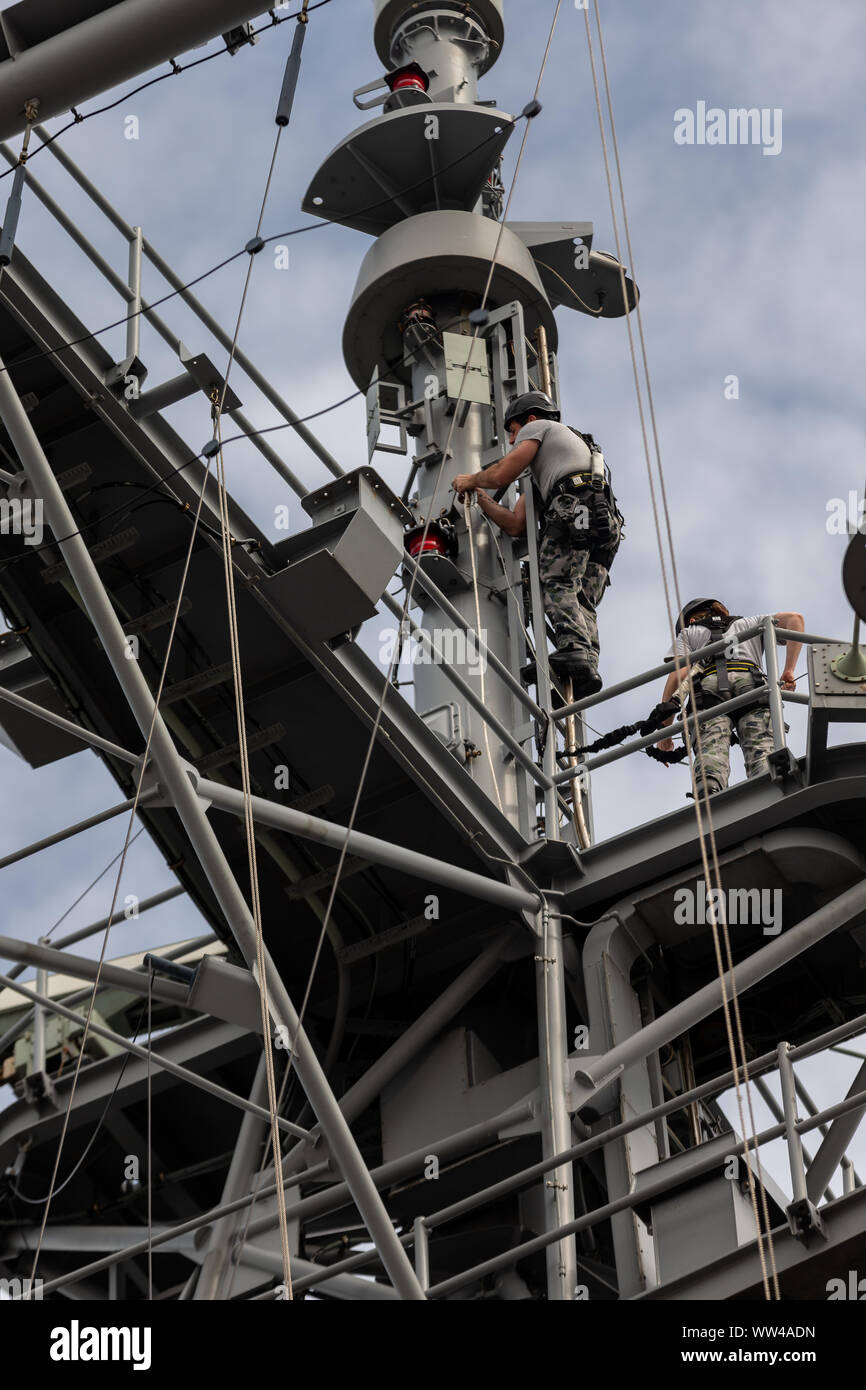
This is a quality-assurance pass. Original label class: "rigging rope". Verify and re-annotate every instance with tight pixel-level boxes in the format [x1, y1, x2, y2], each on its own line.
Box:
[464, 498, 504, 813]
[583, 0, 779, 1297]
[26, 458, 216, 1287]
[269, 1, 561, 1164]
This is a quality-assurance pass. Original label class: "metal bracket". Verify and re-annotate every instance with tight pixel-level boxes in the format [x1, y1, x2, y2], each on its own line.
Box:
[367, 368, 408, 461]
[767, 746, 800, 785]
[786, 1197, 826, 1241]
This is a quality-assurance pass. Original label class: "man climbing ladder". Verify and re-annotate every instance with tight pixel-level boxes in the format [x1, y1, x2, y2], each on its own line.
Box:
[452, 390, 623, 699]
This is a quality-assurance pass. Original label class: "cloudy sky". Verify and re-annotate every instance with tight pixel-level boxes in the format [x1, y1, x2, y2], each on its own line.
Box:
[1, 0, 865, 1181]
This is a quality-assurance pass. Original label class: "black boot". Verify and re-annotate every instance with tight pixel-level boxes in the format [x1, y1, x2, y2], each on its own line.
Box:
[549, 649, 603, 696]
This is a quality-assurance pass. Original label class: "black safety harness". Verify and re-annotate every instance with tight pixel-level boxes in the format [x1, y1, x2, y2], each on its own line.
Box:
[565, 616, 769, 765]
[684, 613, 766, 720]
[539, 427, 625, 565]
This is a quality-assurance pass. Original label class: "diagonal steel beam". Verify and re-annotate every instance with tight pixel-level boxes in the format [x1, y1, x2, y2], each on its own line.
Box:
[0, 683, 139, 765]
[27, 1099, 533, 1299]
[199, 776, 540, 914]
[0, 971, 311, 1141]
[0, 791, 156, 872]
[0, 352, 424, 1301]
[805, 1059, 866, 1203]
[574, 877, 866, 1108]
[0, 934, 189, 1006]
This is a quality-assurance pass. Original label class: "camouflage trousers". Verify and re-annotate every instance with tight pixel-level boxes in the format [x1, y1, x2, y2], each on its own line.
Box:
[537, 494, 620, 665]
[689, 670, 774, 796]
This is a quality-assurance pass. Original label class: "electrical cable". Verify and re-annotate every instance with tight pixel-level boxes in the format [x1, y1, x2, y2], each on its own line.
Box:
[0, 114, 518, 380]
[271, 1, 561, 1190]
[583, 0, 779, 1297]
[0, 2, 337, 186]
[26, 453, 217, 1287]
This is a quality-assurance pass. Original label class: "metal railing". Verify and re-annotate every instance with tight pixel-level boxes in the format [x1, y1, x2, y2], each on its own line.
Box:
[0, 130, 849, 849]
[276, 1003, 866, 1299]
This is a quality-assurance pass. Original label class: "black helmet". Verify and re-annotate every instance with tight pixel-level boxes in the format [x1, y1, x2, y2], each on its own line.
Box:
[676, 598, 726, 633]
[504, 390, 561, 429]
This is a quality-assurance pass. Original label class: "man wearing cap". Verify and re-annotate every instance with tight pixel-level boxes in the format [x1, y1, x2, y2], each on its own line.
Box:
[656, 598, 804, 797]
[452, 391, 623, 697]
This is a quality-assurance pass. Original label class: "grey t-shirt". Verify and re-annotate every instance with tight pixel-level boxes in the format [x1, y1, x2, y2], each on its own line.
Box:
[665, 616, 774, 670]
[515, 420, 593, 504]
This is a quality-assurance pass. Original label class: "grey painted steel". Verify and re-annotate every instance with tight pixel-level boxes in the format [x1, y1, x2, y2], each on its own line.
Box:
[127, 226, 143, 363]
[638, 1181, 866, 1302]
[51, 887, 186, 953]
[275, 15, 306, 127]
[0, 0, 279, 140]
[523, 481, 561, 837]
[382, 590, 549, 793]
[427, 1085, 866, 1300]
[251, 1005, 866, 1282]
[777, 1042, 808, 1205]
[243, 1098, 534, 1241]
[565, 687, 770, 781]
[805, 1059, 866, 1203]
[0, 935, 189, 1008]
[0, 681, 139, 765]
[763, 615, 787, 753]
[753, 1076, 835, 1203]
[555, 623, 834, 723]
[195, 1054, 269, 1301]
[328, 929, 523, 1126]
[0, 971, 311, 1140]
[0, 933, 215, 1054]
[404, 555, 545, 721]
[413, 1217, 430, 1291]
[239, 1245, 400, 1299]
[343, 211, 557, 390]
[0, 792, 155, 871]
[28, 127, 345, 484]
[4, 886, 187, 981]
[573, 874, 866, 1105]
[29, 1098, 533, 1297]
[199, 775, 541, 912]
[373, 0, 505, 74]
[794, 1070, 863, 1189]
[553, 623, 767, 722]
[535, 907, 577, 1298]
[0, 359, 424, 1302]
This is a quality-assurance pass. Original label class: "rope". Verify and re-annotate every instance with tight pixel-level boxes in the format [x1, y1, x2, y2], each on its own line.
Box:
[269, 0, 561, 1136]
[464, 498, 504, 812]
[0, 2, 336, 186]
[0, 114, 518, 381]
[213, 413, 293, 1299]
[42, 828, 146, 941]
[147, 963, 153, 1301]
[202, 7, 329, 1295]
[591, 0, 780, 1298]
[26, 457, 216, 1287]
[583, 0, 779, 1297]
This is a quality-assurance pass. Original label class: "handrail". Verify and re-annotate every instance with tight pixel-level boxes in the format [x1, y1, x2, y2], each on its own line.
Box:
[278, 1000, 866, 1296]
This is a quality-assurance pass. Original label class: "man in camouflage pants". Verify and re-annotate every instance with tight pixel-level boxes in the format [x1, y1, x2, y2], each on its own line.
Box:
[657, 598, 804, 797]
[452, 390, 622, 698]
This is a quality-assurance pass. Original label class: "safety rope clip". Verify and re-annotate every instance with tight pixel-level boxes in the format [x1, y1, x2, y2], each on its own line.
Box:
[201, 439, 221, 458]
[245, 235, 266, 256]
[521, 99, 543, 120]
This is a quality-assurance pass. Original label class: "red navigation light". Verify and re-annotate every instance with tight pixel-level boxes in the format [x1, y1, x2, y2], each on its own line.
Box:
[407, 532, 446, 559]
[386, 63, 430, 95]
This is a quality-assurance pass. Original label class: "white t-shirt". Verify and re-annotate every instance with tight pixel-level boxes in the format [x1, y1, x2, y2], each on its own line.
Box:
[665, 615, 777, 670]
